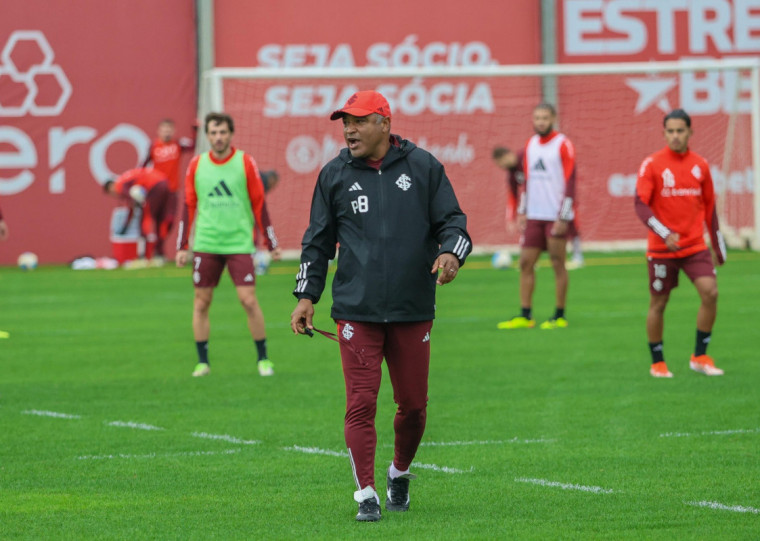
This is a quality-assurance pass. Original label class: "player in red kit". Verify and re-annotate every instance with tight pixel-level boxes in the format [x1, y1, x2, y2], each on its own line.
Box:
[142, 119, 196, 193]
[104, 168, 173, 262]
[635, 109, 726, 378]
[492, 146, 524, 235]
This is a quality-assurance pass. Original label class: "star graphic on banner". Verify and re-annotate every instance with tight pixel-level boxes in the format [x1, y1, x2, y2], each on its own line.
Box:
[625, 76, 678, 114]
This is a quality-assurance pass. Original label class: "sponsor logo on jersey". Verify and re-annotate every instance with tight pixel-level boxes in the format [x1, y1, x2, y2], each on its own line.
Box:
[348, 182, 363, 191]
[342, 323, 354, 340]
[532, 158, 546, 171]
[662, 168, 675, 188]
[395, 173, 412, 191]
[208, 179, 233, 197]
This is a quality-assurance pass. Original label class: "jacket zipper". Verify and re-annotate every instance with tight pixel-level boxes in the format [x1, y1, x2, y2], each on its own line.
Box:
[378, 168, 389, 322]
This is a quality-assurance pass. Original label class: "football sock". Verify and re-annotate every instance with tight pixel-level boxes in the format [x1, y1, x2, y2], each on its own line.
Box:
[695, 329, 711, 356]
[648, 341, 664, 364]
[255, 339, 268, 361]
[196, 340, 209, 364]
[389, 462, 410, 479]
[554, 307, 565, 320]
[521, 307, 532, 319]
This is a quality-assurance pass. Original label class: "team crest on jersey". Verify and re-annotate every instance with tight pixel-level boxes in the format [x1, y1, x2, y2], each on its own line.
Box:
[662, 168, 675, 188]
[395, 174, 412, 191]
[342, 323, 354, 340]
[691, 165, 701, 179]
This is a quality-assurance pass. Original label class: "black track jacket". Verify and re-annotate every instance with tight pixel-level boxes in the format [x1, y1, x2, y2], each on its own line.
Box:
[294, 135, 471, 323]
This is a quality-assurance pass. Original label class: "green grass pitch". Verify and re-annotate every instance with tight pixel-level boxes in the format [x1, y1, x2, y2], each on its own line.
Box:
[1, 251, 759, 539]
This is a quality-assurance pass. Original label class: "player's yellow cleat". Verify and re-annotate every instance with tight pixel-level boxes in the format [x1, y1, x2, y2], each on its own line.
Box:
[497, 316, 536, 330]
[649, 361, 673, 378]
[539, 317, 569, 330]
[689, 354, 724, 376]
[257, 359, 274, 377]
[192, 363, 210, 377]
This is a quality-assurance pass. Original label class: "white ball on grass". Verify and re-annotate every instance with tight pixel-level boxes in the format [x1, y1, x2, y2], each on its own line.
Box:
[17, 252, 39, 271]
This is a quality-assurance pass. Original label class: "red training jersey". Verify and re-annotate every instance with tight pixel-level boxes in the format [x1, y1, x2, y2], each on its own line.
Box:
[143, 137, 195, 192]
[635, 146, 725, 263]
[177, 148, 277, 251]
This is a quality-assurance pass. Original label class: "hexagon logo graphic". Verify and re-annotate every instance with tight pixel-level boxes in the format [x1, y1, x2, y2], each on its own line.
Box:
[0, 30, 71, 116]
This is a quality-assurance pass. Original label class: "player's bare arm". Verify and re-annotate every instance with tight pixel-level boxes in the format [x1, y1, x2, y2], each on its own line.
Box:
[290, 298, 315, 334]
[431, 252, 460, 286]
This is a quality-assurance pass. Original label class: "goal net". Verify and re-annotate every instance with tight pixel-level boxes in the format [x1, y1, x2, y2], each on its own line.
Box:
[199, 59, 760, 254]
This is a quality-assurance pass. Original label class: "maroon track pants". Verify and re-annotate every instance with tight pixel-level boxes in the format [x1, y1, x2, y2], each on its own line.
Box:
[336, 319, 432, 491]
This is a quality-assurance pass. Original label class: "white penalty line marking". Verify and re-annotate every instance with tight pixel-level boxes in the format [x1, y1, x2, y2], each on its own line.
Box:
[417, 437, 556, 447]
[686, 500, 760, 514]
[660, 428, 760, 438]
[77, 449, 242, 461]
[106, 420, 165, 431]
[283, 445, 472, 474]
[191, 432, 260, 445]
[22, 409, 81, 419]
[515, 477, 616, 494]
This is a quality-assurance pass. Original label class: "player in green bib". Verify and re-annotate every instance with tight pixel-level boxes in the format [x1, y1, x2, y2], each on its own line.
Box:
[176, 113, 280, 377]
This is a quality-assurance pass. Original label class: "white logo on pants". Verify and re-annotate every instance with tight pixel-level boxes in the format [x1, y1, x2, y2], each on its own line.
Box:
[342, 323, 354, 340]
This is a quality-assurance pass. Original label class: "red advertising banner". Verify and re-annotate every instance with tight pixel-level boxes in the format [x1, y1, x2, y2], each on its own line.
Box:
[556, 0, 759, 243]
[0, 0, 197, 265]
[212, 0, 542, 250]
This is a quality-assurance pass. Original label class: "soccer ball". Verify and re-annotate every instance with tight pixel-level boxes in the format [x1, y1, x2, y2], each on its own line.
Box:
[17, 252, 39, 271]
[491, 250, 513, 269]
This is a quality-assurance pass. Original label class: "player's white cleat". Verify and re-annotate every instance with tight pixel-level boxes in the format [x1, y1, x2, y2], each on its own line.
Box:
[192, 363, 210, 377]
[689, 354, 724, 376]
[257, 359, 274, 377]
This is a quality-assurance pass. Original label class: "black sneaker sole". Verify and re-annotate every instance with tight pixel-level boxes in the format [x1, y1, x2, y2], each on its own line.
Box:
[356, 513, 382, 522]
[385, 498, 409, 512]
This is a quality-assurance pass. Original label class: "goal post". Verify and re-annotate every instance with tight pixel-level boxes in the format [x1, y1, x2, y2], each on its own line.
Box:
[198, 58, 760, 254]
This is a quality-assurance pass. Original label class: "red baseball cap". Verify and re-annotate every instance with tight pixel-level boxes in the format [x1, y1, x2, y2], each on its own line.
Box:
[330, 90, 392, 120]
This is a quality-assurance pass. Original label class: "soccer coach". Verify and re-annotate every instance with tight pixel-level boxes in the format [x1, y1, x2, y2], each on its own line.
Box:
[290, 90, 471, 522]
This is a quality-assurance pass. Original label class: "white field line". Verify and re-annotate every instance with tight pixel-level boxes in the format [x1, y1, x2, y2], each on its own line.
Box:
[106, 420, 165, 431]
[414, 463, 473, 474]
[686, 500, 760, 514]
[77, 449, 241, 461]
[22, 409, 81, 419]
[660, 428, 760, 438]
[417, 437, 556, 447]
[283, 445, 472, 474]
[515, 477, 616, 494]
[191, 432, 260, 445]
[284, 445, 348, 458]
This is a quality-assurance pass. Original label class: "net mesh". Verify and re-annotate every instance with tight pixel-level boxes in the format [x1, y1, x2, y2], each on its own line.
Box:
[202, 67, 756, 251]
